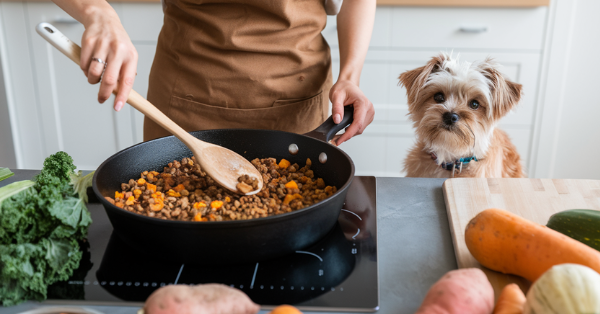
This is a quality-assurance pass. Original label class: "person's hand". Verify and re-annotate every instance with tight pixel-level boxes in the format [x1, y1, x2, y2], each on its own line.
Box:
[80, 13, 138, 112]
[329, 79, 375, 146]
[143, 284, 260, 314]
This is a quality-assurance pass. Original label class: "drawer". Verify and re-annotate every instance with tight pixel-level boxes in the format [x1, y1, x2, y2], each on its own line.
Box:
[331, 49, 542, 126]
[323, 7, 392, 48]
[390, 7, 548, 51]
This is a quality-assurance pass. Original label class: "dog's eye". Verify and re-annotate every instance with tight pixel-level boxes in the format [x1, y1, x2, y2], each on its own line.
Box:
[469, 100, 480, 110]
[434, 93, 445, 103]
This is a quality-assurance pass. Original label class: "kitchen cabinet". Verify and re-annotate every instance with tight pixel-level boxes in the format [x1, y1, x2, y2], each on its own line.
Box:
[0, 3, 547, 177]
[326, 7, 545, 176]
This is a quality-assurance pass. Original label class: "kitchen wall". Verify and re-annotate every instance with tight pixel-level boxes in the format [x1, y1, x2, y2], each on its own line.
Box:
[0, 50, 16, 168]
[531, 0, 600, 179]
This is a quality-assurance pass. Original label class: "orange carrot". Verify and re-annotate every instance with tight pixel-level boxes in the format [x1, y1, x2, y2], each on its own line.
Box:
[146, 183, 157, 193]
[211, 200, 224, 210]
[125, 196, 135, 206]
[278, 159, 291, 169]
[493, 284, 526, 314]
[285, 181, 298, 189]
[465, 208, 600, 282]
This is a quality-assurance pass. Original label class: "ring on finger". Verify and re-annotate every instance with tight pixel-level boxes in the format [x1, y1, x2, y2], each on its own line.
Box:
[91, 57, 107, 68]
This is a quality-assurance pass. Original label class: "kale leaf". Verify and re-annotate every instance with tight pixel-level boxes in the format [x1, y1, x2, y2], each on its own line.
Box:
[0, 151, 93, 306]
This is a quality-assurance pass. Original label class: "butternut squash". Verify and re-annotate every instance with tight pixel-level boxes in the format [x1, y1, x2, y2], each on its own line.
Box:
[465, 208, 600, 282]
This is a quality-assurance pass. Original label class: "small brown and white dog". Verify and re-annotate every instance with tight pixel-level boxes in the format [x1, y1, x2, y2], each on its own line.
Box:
[399, 53, 525, 178]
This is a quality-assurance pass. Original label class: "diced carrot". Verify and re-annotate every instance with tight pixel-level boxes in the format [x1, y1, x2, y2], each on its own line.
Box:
[285, 181, 298, 189]
[166, 189, 181, 197]
[193, 213, 207, 222]
[225, 196, 231, 203]
[193, 202, 206, 209]
[133, 189, 142, 198]
[278, 159, 291, 169]
[283, 194, 295, 205]
[125, 196, 135, 206]
[211, 200, 223, 209]
[150, 201, 164, 212]
[137, 178, 146, 185]
[173, 184, 185, 192]
[115, 191, 124, 199]
[146, 184, 157, 193]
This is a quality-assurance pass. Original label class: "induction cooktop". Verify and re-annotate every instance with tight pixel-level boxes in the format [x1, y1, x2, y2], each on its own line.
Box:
[46, 176, 379, 312]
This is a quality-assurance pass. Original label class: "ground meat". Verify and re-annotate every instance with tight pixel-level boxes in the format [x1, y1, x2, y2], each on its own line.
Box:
[105, 157, 337, 222]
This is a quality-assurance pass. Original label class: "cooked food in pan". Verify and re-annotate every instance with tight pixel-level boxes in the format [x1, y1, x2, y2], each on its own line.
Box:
[104, 156, 337, 221]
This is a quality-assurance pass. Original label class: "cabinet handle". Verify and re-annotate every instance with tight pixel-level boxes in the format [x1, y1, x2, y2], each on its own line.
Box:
[53, 17, 79, 24]
[459, 26, 488, 33]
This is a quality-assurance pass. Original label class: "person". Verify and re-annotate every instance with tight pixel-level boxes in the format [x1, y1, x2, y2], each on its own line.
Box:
[52, 0, 376, 146]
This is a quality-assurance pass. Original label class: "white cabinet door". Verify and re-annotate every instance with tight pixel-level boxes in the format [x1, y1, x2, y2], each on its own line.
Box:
[0, 2, 47, 168]
[13, 3, 163, 170]
[25, 3, 128, 170]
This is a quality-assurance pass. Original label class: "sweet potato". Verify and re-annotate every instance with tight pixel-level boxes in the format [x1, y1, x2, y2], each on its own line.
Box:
[465, 208, 600, 282]
[268, 305, 303, 314]
[415, 268, 494, 314]
[143, 284, 259, 314]
[493, 284, 526, 314]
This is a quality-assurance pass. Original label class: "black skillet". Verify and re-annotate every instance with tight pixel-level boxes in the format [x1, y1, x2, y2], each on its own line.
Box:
[93, 107, 355, 264]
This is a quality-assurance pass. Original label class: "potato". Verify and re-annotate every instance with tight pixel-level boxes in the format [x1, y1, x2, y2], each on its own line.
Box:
[415, 268, 494, 314]
[143, 284, 260, 314]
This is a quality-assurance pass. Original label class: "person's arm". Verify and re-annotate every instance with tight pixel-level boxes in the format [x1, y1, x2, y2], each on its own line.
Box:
[52, 0, 138, 111]
[330, 0, 376, 146]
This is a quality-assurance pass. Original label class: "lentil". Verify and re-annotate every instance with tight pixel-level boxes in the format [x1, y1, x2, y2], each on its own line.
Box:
[106, 157, 337, 222]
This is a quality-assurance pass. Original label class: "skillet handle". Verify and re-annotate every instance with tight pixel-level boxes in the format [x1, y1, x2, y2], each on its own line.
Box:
[304, 106, 354, 142]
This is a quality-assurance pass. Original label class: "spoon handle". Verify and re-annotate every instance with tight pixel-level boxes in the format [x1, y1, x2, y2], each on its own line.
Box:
[35, 22, 199, 146]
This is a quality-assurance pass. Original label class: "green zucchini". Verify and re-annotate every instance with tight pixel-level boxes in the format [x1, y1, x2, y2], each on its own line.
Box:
[547, 209, 600, 251]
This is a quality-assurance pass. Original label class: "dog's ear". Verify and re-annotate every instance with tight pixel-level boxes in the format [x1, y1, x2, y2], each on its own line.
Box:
[399, 54, 447, 108]
[478, 58, 522, 119]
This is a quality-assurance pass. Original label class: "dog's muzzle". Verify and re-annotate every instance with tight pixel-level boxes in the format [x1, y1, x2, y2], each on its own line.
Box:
[442, 112, 460, 126]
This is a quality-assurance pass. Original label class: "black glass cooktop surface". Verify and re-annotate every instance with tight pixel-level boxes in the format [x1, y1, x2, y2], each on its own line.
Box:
[47, 176, 378, 312]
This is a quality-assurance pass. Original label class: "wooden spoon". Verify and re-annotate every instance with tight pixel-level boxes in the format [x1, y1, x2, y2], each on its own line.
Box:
[36, 23, 263, 195]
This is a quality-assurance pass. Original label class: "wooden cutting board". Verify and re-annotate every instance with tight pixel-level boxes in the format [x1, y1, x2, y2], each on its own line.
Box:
[443, 178, 600, 298]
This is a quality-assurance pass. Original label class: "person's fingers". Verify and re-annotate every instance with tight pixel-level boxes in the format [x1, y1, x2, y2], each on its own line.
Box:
[97, 50, 123, 104]
[114, 56, 137, 111]
[80, 36, 96, 76]
[335, 98, 369, 146]
[330, 88, 347, 124]
[87, 41, 109, 85]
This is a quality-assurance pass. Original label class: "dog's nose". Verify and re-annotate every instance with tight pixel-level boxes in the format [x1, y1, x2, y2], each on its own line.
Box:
[443, 112, 460, 125]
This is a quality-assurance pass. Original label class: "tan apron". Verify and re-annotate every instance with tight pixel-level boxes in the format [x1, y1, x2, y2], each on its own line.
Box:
[144, 0, 333, 141]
